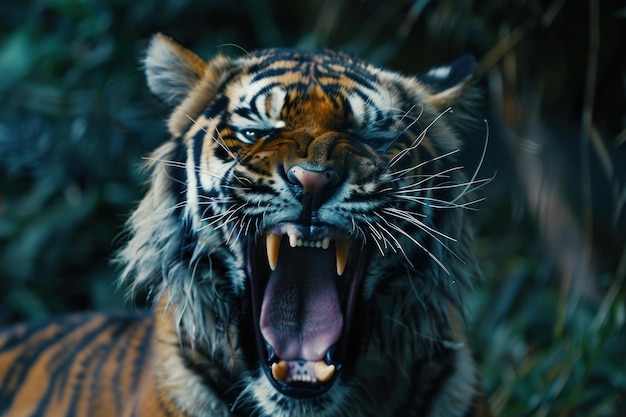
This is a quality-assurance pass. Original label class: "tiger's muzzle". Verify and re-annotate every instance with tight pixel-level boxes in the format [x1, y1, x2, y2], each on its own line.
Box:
[244, 162, 372, 398]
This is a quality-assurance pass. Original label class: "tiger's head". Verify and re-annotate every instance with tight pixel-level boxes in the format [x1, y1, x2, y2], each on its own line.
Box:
[119, 33, 485, 416]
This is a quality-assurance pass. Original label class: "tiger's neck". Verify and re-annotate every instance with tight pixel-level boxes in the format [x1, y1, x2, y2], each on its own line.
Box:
[132, 295, 241, 417]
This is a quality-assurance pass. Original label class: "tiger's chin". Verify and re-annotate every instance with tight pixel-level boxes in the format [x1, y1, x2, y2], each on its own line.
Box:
[246, 370, 352, 417]
[245, 222, 371, 398]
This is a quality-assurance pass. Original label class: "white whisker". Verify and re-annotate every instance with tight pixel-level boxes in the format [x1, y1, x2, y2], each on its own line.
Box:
[398, 196, 485, 211]
[395, 165, 465, 189]
[391, 149, 461, 179]
[185, 114, 242, 164]
[364, 220, 386, 256]
[143, 155, 234, 185]
[377, 211, 451, 275]
[373, 218, 415, 268]
[395, 195, 486, 210]
[388, 107, 453, 168]
[381, 207, 456, 243]
[395, 176, 491, 194]
[452, 119, 491, 203]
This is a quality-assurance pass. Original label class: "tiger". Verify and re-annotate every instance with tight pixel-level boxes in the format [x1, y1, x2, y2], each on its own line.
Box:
[0, 33, 492, 417]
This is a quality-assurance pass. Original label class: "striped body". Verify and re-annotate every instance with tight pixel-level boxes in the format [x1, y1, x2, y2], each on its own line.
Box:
[0, 310, 492, 416]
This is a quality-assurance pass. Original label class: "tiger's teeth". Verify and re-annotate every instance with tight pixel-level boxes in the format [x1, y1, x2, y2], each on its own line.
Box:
[288, 233, 298, 248]
[335, 239, 350, 276]
[271, 360, 289, 381]
[314, 361, 335, 383]
[266, 234, 282, 271]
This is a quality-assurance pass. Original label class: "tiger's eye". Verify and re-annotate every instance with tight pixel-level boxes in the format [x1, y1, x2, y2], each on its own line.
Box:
[240, 129, 271, 143]
[244, 130, 259, 139]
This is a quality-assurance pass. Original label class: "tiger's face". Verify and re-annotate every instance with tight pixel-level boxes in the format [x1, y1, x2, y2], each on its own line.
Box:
[122, 34, 484, 416]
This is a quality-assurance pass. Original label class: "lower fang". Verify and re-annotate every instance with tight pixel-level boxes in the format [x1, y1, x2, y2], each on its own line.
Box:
[271, 361, 289, 381]
[314, 361, 335, 383]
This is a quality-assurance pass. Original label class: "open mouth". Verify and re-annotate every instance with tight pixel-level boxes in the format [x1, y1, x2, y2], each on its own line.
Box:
[246, 223, 368, 398]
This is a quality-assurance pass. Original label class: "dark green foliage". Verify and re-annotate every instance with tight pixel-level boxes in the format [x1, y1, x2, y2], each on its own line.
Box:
[1, 0, 624, 415]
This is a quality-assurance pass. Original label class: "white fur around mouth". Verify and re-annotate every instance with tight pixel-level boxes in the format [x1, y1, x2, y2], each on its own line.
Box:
[266, 234, 351, 276]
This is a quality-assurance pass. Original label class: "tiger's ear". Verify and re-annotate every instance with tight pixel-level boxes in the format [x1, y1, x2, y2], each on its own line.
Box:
[144, 33, 231, 135]
[418, 55, 476, 109]
[144, 33, 209, 106]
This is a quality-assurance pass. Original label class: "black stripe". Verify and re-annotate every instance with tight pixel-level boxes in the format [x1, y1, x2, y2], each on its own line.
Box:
[233, 106, 253, 119]
[128, 394, 140, 417]
[131, 317, 154, 389]
[246, 81, 286, 115]
[346, 87, 374, 112]
[110, 315, 153, 413]
[112, 323, 130, 414]
[105, 320, 153, 417]
[192, 127, 206, 184]
[156, 387, 179, 417]
[0, 315, 71, 351]
[170, 136, 188, 214]
[345, 70, 378, 92]
[250, 67, 294, 84]
[215, 68, 242, 95]
[318, 69, 377, 92]
[180, 344, 241, 408]
[204, 95, 229, 119]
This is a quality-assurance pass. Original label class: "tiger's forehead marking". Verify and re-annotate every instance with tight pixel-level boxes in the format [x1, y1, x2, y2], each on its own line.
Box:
[224, 49, 405, 138]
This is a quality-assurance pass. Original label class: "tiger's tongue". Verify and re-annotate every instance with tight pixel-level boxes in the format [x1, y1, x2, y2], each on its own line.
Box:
[260, 245, 343, 361]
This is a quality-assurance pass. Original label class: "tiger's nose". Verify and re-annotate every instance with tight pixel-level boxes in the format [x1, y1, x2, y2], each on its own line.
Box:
[287, 166, 340, 210]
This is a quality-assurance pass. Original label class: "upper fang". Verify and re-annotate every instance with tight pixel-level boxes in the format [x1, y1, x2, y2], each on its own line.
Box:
[266, 234, 282, 270]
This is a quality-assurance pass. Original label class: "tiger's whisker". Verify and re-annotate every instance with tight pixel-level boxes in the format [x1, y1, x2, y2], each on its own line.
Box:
[452, 119, 491, 203]
[395, 176, 492, 194]
[381, 207, 457, 243]
[393, 166, 466, 188]
[394, 195, 486, 211]
[380, 211, 463, 265]
[144, 156, 242, 186]
[373, 219, 415, 267]
[390, 149, 461, 179]
[387, 107, 453, 169]
[186, 114, 243, 164]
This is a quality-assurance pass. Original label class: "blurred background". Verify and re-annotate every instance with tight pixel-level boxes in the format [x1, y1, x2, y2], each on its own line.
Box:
[0, 0, 624, 415]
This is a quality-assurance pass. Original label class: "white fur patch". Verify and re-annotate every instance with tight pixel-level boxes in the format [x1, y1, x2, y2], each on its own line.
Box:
[426, 65, 452, 80]
[245, 373, 349, 417]
[228, 80, 288, 130]
[185, 138, 201, 228]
